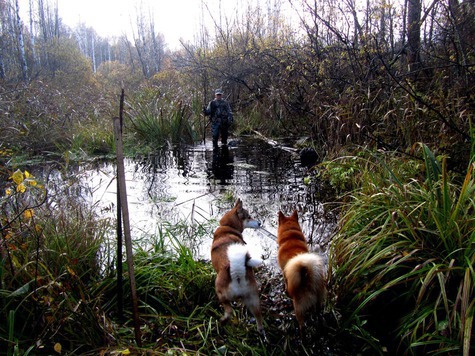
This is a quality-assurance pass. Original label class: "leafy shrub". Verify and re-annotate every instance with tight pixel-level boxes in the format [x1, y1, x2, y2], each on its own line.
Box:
[318, 148, 422, 194]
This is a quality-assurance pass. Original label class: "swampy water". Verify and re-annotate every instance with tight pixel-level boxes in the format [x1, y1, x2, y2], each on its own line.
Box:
[46, 136, 336, 266]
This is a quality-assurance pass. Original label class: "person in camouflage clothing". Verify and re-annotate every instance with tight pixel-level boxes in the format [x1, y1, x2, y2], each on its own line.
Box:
[203, 89, 233, 149]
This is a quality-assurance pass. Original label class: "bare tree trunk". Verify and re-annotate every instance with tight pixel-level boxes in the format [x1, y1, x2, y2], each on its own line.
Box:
[38, 0, 48, 41]
[113, 114, 142, 347]
[53, 1, 59, 37]
[0, 55, 4, 80]
[28, 0, 38, 66]
[343, 0, 362, 47]
[447, 0, 470, 85]
[0, 5, 6, 80]
[379, 0, 387, 47]
[149, 20, 161, 74]
[133, 11, 149, 78]
[14, 0, 28, 82]
[91, 32, 96, 73]
[407, 0, 422, 75]
[124, 37, 137, 73]
[37, 0, 50, 69]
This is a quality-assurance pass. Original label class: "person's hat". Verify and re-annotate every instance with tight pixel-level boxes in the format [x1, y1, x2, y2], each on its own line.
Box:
[215, 88, 223, 95]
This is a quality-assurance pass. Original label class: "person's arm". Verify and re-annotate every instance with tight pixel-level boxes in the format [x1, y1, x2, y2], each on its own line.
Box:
[226, 102, 233, 123]
[203, 101, 212, 116]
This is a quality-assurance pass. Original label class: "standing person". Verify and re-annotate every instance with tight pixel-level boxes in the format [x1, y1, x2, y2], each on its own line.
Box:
[203, 89, 233, 148]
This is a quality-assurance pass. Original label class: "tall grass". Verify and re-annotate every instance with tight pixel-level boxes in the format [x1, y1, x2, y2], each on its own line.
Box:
[126, 94, 199, 150]
[68, 114, 115, 157]
[0, 169, 112, 355]
[329, 144, 475, 355]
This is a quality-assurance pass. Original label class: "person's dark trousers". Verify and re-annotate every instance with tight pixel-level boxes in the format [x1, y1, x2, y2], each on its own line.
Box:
[212, 119, 229, 147]
[220, 122, 228, 145]
[212, 119, 220, 148]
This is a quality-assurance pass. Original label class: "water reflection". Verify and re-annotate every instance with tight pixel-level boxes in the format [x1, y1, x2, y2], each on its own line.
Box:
[208, 146, 234, 184]
[35, 137, 336, 263]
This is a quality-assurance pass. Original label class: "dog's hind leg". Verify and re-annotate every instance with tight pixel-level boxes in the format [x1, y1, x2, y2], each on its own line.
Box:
[219, 299, 233, 323]
[215, 269, 234, 323]
[242, 290, 265, 336]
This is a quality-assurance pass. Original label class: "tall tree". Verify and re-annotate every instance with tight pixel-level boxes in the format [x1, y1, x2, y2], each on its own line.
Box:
[14, 0, 28, 81]
[407, 0, 422, 74]
[28, 0, 38, 66]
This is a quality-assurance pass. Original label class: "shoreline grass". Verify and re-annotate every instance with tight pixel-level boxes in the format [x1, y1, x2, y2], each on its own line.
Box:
[3, 143, 472, 354]
[329, 144, 474, 355]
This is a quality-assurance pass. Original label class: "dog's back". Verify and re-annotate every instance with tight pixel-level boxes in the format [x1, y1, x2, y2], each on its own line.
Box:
[284, 252, 326, 330]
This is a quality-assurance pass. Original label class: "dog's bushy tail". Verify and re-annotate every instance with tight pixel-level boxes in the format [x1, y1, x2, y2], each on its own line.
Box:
[227, 243, 262, 280]
[284, 253, 327, 312]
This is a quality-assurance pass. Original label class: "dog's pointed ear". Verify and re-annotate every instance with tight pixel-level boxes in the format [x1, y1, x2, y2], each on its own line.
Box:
[291, 210, 298, 219]
[234, 198, 242, 209]
[278, 211, 285, 223]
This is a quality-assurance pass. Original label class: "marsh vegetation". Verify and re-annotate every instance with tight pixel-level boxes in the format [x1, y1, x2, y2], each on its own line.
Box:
[1, 0, 474, 354]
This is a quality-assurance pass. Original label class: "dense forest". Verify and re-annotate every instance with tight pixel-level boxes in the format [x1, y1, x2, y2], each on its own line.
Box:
[1, 0, 473, 164]
[1, 0, 474, 354]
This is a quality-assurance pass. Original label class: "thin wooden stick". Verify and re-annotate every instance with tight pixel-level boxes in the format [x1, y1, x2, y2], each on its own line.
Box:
[113, 114, 142, 346]
[117, 89, 125, 319]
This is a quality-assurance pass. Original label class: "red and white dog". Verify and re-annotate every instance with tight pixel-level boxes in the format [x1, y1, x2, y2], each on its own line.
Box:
[211, 199, 264, 335]
[277, 210, 326, 332]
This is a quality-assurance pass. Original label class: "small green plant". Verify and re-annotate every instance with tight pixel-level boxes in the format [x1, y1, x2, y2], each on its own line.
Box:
[330, 144, 475, 355]
[68, 115, 115, 157]
[318, 154, 362, 192]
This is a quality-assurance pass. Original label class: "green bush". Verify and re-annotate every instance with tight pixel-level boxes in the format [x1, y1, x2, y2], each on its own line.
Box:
[330, 144, 474, 355]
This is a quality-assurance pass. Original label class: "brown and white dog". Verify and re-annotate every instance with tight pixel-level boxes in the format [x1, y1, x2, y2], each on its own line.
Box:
[277, 210, 326, 332]
[211, 199, 264, 335]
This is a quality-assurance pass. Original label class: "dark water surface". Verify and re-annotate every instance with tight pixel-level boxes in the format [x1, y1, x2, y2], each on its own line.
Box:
[46, 137, 336, 264]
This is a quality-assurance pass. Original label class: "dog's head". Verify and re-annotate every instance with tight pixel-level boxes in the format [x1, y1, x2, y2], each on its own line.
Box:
[277, 210, 302, 238]
[278, 209, 300, 225]
[220, 198, 261, 231]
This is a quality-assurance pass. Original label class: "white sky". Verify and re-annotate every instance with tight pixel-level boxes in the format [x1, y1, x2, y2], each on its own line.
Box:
[18, 0, 297, 50]
[17, 0, 222, 50]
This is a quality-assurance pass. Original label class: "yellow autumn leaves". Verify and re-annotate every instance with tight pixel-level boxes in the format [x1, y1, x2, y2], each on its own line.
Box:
[4, 169, 43, 220]
[6, 169, 42, 195]
[8, 169, 39, 193]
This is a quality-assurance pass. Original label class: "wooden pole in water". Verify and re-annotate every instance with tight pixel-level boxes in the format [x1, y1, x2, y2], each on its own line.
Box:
[113, 111, 142, 346]
[117, 90, 124, 319]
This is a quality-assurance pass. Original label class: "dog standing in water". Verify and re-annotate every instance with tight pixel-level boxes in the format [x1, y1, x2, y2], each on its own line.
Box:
[211, 199, 265, 335]
[277, 210, 327, 332]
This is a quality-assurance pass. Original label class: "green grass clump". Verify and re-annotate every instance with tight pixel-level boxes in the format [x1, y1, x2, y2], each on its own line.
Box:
[329, 144, 474, 355]
[125, 93, 199, 150]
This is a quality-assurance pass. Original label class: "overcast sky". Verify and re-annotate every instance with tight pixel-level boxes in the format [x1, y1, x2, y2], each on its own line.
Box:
[17, 0, 297, 50]
[17, 0, 225, 49]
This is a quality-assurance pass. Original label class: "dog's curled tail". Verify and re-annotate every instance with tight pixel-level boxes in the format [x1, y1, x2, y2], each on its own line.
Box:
[227, 243, 262, 278]
[284, 253, 327, 309]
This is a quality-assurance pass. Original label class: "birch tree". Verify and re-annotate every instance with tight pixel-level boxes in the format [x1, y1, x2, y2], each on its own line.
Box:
[14, 0, 28, 81]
